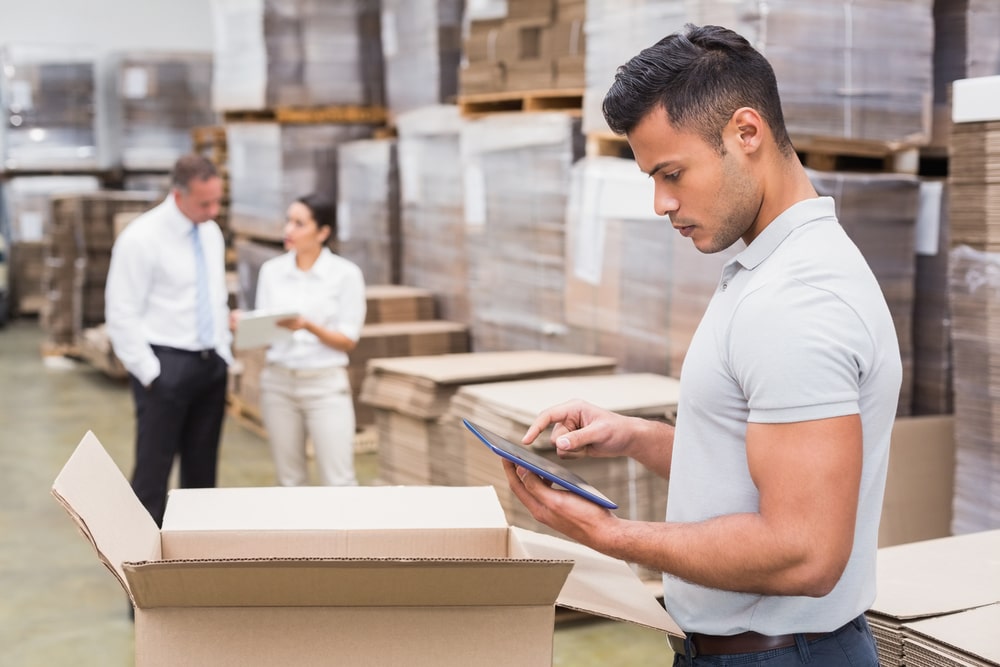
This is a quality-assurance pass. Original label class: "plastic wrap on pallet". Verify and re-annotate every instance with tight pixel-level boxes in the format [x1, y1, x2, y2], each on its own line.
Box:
[381, 0, 464, 116]
[210, 0, 384, 111]
[582, 0, 688, 136]
[583, 0, 934, 148]
[395, 105, 471, 323]
[107, 51, 216, 171]
[807, 168, 920, 417]
[565, 156, 737, 375]
[0, 43, 112, 171]
[459, 112, 584, 353]
[947, 244, 1000, 534]
[337, 138, 400, 286]
[226, 122, 375, 241]
[2, 176, 101, 242]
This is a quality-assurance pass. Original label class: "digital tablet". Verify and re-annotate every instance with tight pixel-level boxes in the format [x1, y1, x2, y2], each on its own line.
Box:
[234, 309, 299, 350]
[462, 418, 618, 510]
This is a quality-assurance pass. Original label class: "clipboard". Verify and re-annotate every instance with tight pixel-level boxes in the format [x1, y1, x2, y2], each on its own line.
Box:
[462, 418, 618, 510]
[233, 309, 299, 350]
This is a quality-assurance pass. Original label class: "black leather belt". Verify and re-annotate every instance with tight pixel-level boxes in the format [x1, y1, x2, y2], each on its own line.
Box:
[151, 345, 215, 360]
[668, 616, 857, 658]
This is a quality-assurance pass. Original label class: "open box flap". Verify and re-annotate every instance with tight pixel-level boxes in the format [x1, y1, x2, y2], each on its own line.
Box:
[51, 431, 161, 602]
[124, 558, 574, 608]
[511, 527, 682, 636]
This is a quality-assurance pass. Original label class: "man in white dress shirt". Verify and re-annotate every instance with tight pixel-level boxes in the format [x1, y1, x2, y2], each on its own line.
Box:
[105, 154, 232, 526]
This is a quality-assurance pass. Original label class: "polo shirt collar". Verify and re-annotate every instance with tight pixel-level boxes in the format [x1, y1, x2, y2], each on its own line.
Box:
[733, 196, 837, 271]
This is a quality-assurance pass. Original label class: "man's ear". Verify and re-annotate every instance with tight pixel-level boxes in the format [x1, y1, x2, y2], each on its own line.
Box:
[730, 107, 764, 154]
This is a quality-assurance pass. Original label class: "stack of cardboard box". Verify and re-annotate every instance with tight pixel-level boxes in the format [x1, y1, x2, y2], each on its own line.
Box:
[396, 105, 471, 324]
[380, 0, 464, 115]
[358, 350, 616, 485]
[336, 138, 401, 286]
[443, 373, 679, 550]
[459, 0, 586, 95]
[945, 76, 1000, 534]
[867, 530, 1000, 666]
[211, 0, 384, 111]
[109, 51, 216, 171]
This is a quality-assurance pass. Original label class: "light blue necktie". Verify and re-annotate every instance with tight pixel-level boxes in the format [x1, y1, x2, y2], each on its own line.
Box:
[190, 225, 215, 349]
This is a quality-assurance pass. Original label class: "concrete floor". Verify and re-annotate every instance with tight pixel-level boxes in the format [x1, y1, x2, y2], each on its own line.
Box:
[0, 318, 674, 666]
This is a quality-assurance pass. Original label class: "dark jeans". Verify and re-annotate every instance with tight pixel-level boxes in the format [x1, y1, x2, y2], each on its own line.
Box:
[129, 346, 227, 526]
[672, 615, 879, 666]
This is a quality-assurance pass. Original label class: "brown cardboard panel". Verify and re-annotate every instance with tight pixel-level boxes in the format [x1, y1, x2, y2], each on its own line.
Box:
[50, 431, 161, 601]
[135, 605, 557, 667]
[161, 486, 511, 559]
[125, 558, 571, 608]
[879, 415, 956, 547]
[872, 530, 1000, 621]
[902, 603, 1000, 665]
[512, 527, 683, 636]
[367, 350, 617, 385]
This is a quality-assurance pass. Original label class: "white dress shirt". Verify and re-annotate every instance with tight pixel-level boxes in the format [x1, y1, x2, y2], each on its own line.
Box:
[254, 248, 366, 370]
[105, 195, 232, 387]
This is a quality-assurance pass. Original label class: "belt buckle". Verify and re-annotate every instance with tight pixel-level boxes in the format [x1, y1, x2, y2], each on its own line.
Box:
[200, 349, 211, 360]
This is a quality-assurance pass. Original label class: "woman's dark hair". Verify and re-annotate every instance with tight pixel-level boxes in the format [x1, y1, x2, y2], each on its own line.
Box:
[296, 193, 336, 236]
[602, 24, 794, 156]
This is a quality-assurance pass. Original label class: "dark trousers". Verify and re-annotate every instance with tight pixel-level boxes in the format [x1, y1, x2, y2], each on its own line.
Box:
[672, 615, 879, 666]
[129, 346, 228, 526]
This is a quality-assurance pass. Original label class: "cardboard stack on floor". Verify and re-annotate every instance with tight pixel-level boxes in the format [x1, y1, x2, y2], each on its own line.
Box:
[359, 351, 617, 485]
[441, 373, 680, 547]
[866, 530, 1000, 666]
[461, 112, 586, 353]
[2, 176, 102, 318]
[395, 105, 471, 323]
[39, 192, 158, 354]
[228, 281, 460, 434]
[350, 292, 470, 429]
[945, 76, 1000, 535]
[335, 138, 401, 286]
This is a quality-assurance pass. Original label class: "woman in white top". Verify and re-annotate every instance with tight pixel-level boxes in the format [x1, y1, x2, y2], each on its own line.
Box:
[253, 194, 367, 486]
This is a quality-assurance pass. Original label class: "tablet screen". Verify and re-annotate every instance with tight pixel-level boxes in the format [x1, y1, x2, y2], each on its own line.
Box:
[462, 418, 618, 510]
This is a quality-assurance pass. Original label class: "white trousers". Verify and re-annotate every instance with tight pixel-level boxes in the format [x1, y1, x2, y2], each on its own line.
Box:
[259, 364, 357, 486]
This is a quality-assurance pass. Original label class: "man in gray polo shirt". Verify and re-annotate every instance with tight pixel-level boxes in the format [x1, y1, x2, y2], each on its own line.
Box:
[508, 25, 900, 666]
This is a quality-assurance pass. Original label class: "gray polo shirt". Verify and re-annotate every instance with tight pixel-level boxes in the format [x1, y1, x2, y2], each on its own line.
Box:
[663, 197, 902, 635]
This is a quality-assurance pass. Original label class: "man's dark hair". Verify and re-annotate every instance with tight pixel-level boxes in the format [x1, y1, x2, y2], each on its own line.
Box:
[602, 24, 794, 155]
[296, 193, 336, 235]
[171, 154, 219, 191]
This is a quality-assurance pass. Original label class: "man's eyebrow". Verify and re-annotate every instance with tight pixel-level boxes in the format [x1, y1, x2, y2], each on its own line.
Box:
[643, 160, 676, 178]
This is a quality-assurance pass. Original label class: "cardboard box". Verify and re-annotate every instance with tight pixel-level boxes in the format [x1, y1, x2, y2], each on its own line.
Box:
[878, 415, 955, 547]
[53, 432, 681, 666]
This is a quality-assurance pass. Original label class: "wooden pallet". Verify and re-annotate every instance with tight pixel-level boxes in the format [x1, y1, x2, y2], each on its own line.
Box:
[585, 132, 632, 159]
[222, 105, 388, 125]
[458, 88, 584, 117]
[793, 136, 927, 175]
